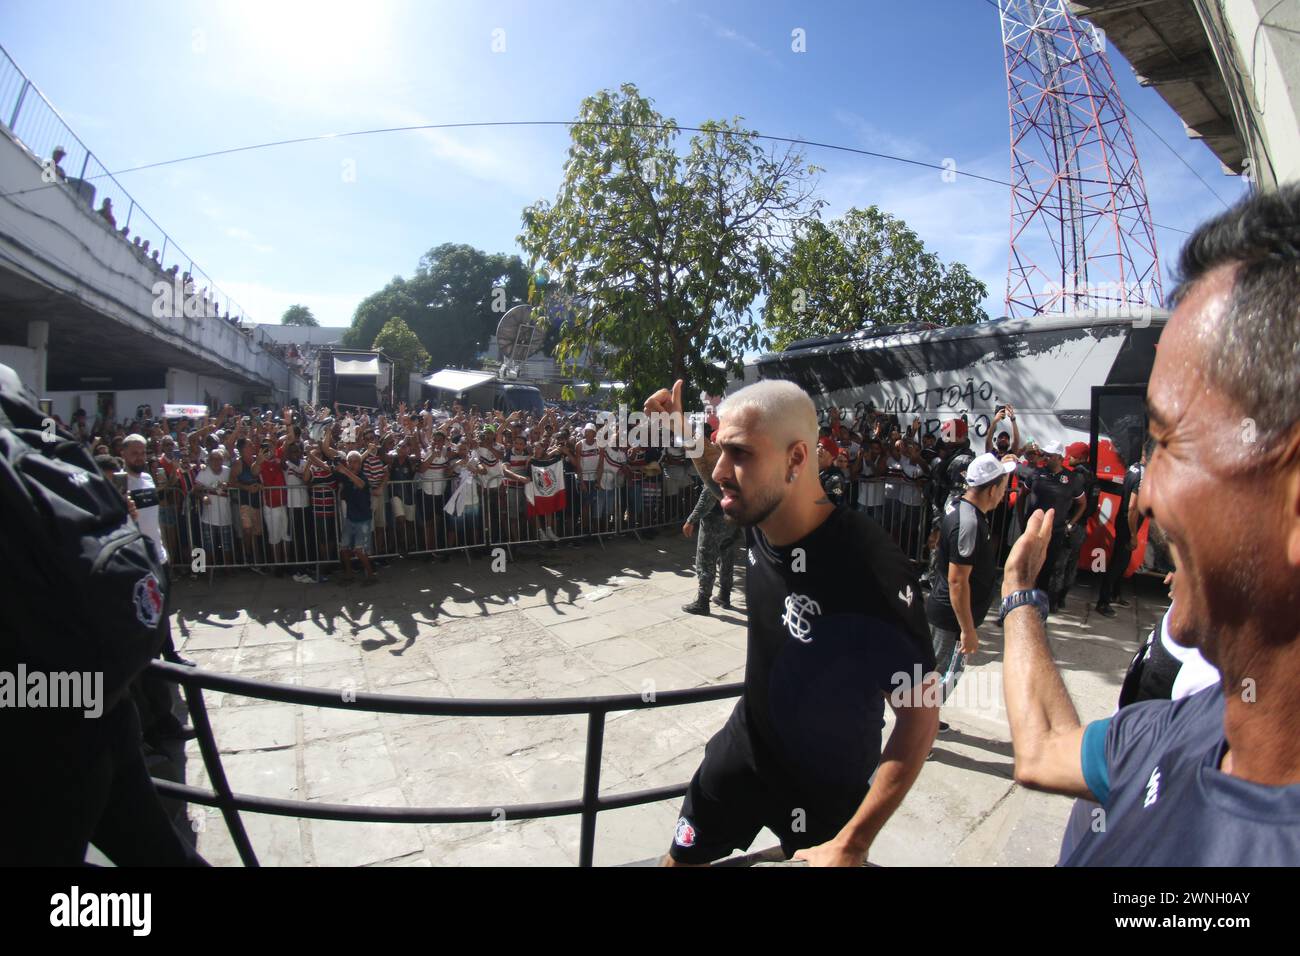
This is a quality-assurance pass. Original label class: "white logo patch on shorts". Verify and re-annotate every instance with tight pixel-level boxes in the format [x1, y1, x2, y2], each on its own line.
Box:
[674, 816, 697, 848]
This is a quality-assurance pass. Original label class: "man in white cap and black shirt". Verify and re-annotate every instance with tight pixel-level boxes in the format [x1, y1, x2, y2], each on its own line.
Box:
[1017, 439, 1084, 613]
[927, 452, 1016, 714]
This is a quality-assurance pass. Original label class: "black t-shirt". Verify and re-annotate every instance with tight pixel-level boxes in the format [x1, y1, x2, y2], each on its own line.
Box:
[1021, 465, 1082, 530]
[339, 473, 372, 521]
[1068, 687, 1300, 865]
[740, 506, 934, 798]
[234, 459, 260, 509]
[1114, 463, 1144, 544]
[389, 455, 416, 503]
[1070, 464, 1100, 521]
[926, 497, 996, 631]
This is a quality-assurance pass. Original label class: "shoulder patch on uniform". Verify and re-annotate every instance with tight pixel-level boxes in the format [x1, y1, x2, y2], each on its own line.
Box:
[674, 817, 697, 847]
[134, 573, 164, 628]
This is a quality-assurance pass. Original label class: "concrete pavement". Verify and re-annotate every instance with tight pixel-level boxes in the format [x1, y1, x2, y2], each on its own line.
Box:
[164, 533, 1169, 866]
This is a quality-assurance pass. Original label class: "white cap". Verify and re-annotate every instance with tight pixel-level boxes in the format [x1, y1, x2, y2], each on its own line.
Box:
[583, 422, 597, 432]
[966, 452, 1016, 488]
[1041, 439, 1065, 457]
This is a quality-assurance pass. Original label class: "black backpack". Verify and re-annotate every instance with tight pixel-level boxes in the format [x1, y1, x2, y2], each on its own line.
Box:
[0, 365, 166, 713]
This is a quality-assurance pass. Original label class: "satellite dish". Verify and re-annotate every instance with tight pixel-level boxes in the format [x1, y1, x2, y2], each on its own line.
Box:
[495, 304, 547, 379]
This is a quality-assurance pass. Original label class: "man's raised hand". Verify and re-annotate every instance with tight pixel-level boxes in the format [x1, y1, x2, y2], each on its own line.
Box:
[1003, 508, 1054, 595]
[644, 379, 684, 420]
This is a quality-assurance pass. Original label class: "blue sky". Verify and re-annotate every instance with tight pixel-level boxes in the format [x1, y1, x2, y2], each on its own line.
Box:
[2, 0, 1249, 331]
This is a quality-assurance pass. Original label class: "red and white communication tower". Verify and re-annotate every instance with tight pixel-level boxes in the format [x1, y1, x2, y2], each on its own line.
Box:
[1000, 0, 1162, 317]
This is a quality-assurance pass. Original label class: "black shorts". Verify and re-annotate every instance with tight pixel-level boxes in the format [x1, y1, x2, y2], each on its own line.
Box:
[669, 705, 866, 864]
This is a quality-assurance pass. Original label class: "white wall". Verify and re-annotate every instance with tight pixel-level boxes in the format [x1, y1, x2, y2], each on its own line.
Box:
[1221, 0, 1300, 189]
[44, 390, 87, 421]
[116, 389, 168, 419]
[166, 368, 253, 409]
[0, 345, 38, 392]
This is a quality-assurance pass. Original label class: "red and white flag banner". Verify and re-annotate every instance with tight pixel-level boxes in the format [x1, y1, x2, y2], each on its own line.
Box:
[526, 460, 567, 517]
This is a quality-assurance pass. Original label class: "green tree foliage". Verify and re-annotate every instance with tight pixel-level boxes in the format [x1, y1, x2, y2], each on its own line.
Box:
[280, 304, 319, 327]
[764, 206, 988, 350]
[372, 316, 431, 389]
[342, 277, 422, 349]
[341, 246, 529, 367]
[411, 243, 529, 367]
[519, 83, 822, 399]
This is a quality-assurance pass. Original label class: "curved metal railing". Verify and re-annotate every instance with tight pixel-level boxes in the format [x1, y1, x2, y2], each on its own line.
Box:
[149, 660, 743, 867]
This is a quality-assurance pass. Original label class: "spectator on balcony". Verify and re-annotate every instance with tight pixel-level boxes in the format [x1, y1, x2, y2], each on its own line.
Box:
[48, 146, 68, 183]
[99, 198, 117, 229]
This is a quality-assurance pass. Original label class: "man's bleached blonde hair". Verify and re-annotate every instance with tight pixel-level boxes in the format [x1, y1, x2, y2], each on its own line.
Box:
[716, 380, 818, 452]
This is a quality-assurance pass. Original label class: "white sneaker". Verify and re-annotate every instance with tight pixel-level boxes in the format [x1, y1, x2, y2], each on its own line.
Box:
[546, 527, 559, 542]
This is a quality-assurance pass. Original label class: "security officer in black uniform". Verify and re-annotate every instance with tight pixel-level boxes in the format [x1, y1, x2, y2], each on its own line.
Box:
[1016, 439, 1085, 613]
[1054, 441, 1101, 608]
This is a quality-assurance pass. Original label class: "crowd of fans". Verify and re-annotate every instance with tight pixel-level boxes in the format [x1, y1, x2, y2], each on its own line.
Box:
[72, 397, 714, 584]
[813, 402, 1140, 616]
[70, 391, 1141, 601]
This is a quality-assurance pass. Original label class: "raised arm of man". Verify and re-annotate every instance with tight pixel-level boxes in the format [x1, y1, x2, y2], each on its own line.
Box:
[643, 379, 721, 483]
[948, 562, 980, 656]
[1000, 508, 1096, 799]
[333, 460, 366, 489]
[986, 408, 1007, 453]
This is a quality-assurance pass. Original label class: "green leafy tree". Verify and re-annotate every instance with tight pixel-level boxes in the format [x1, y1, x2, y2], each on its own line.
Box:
[372, 316, 431, 391]
[341, 247, 529, 368]
[342, 278, 422, 349]
[281, 304, 319, 327]
[519, 83, 822, 399]
[764, 206, 989, 350]
[409, 243, 529, 367]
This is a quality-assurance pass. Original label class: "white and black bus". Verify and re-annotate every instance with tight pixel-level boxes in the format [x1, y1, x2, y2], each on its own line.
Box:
[743, 310, 1168, 573]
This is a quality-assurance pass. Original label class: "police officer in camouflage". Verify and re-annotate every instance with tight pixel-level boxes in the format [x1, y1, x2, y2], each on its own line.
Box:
[682, 477, 742, 615]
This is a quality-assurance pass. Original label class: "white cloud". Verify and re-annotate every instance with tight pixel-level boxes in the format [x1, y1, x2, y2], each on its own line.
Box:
[831, 109, 930, 162]
[694, 12, 776, 61]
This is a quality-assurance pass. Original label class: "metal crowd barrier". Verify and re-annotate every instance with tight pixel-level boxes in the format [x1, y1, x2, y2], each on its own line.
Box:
[160, 467, 702, 577]
[149, 662, 744, 867]
[158, 463, 1050, 579]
